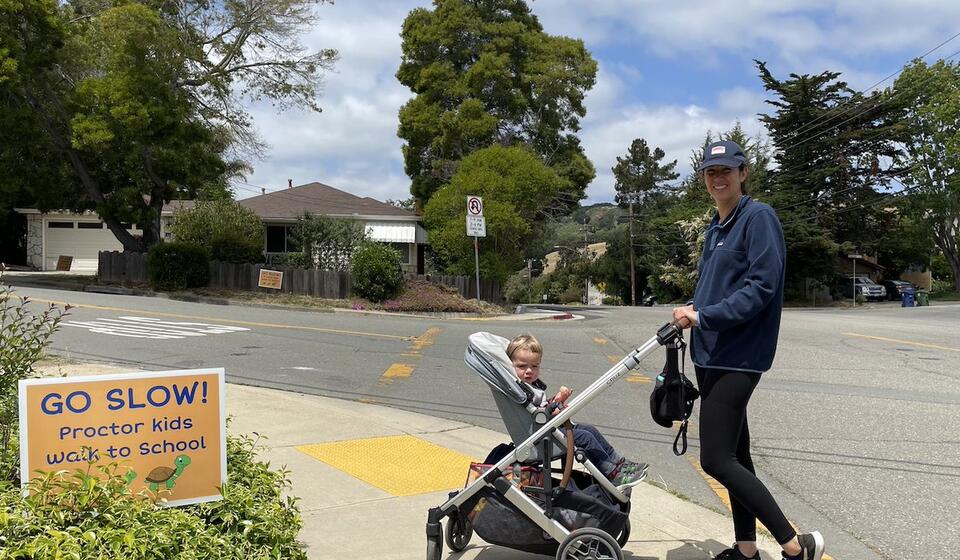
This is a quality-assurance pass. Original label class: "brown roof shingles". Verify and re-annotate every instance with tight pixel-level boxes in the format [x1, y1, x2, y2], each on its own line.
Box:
[238, 182, 417, 220]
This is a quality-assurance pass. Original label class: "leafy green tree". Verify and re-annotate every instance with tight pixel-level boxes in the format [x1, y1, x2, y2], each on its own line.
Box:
[423, 145, 566, 280]
[397, 0, 597, 211]
[286, 213, 368, 272]
[170, 199, 264, 253]
[1, 0, 336, 252]
[892, 59, 960, 292]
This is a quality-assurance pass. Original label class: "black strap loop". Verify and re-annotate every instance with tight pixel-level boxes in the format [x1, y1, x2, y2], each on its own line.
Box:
[673, 420, 689, 456]
[673, 334, 691, 456]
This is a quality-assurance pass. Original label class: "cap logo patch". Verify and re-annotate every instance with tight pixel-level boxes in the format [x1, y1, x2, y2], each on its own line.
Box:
[711, 146, 726, 155]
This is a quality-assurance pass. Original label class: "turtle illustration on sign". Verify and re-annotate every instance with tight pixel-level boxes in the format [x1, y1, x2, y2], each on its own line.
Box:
[145, 454, 192, 491]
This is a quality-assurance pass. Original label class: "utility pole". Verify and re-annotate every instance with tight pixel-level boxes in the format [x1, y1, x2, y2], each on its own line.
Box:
[629, 200, 636, 306]
[582, 216, 590, 305]
[527, 259, 533, 303]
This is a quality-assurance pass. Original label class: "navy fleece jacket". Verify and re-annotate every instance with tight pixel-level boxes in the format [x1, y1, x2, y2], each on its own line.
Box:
[692, 196, 785, 373]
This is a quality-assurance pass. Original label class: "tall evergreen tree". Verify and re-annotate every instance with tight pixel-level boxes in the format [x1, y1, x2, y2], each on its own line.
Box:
[396, 0, 597, 212]
[611, 138, 678, 304]
[756, 61, 904, 290]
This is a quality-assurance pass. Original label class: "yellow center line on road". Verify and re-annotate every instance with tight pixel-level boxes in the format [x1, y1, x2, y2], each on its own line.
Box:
[841, 332, 960, 353]
[376, 327, 442, 387]
[21, 296, 414, 341]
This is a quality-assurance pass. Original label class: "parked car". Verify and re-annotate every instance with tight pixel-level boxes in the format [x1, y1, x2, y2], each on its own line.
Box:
[881, 279, 916, 301]
[841, 276, 887, 301]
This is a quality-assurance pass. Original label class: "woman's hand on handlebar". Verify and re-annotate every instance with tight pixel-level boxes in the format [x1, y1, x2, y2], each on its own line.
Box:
[672, 305, 696, 329]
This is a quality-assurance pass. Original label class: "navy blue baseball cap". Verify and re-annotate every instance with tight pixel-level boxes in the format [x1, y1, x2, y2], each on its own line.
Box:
[698, 140, 747, 171]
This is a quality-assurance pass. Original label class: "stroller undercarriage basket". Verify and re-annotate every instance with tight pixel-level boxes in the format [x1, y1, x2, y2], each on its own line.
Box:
[461, 461, 629, 556]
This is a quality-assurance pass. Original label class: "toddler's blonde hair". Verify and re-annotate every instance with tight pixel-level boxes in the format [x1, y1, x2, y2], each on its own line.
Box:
[507, 333, 542, 359]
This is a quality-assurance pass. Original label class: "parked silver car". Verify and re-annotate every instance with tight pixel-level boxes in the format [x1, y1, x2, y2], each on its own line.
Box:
[842, 276, 887, 301]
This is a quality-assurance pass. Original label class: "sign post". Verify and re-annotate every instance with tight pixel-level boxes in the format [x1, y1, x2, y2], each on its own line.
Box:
[18, 368, 227, 507]
[848, 254, 862, 306]
[466, 196, 485, 300]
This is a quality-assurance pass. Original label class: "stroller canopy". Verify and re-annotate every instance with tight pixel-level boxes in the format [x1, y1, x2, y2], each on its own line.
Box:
[465, 332, 528, 406]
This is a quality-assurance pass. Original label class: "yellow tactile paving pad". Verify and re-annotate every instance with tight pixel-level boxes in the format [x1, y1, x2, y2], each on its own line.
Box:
[297, 435, 476, 497]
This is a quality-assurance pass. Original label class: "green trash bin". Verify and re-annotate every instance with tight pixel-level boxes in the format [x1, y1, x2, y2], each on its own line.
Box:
[916, 290, 929, 306]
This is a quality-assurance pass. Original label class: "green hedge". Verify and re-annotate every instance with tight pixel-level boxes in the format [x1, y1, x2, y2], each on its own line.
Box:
[351, 243, 404, 302]
[210, 234, 263, 264]
[0, 434, 306, 560]
[147, 242, 210, 291]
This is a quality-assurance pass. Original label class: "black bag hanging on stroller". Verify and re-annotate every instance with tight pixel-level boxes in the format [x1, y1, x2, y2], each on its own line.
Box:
[649, 334, 699, 455]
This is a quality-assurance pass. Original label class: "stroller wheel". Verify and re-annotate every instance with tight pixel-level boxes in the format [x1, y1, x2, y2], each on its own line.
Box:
[426, 531, 442, 560]
[556, 527, 623, 560]
[444, 511, 473, 552]
[615, 519, 630, 547]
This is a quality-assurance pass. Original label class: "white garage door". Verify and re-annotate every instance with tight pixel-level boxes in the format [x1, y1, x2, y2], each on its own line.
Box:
[44, 219, 126, 272]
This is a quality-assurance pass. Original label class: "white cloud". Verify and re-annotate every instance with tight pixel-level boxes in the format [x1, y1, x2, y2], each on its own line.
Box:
[236, 0, 960, 207]
[239, 1, 426, 202]
[580, 86, 767, 203]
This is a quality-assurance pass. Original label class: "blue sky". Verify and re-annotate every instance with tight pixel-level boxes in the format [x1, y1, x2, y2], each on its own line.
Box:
[236, 0, 960, 205]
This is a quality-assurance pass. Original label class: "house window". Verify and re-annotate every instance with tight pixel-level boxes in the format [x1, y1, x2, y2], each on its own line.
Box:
[388, 242, 411, 264]
[266, 226, 287, 252]
[48, 221, 74, 229]
[78, 222, 104, 229]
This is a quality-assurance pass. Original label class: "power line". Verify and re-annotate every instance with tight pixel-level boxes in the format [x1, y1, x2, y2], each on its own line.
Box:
[772, 46, 960, 159]
[776, 30, 960, 144]
[780, 180, 923, 227]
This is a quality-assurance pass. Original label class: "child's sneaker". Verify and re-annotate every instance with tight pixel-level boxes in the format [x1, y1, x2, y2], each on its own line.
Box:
[621, 460, 648, 475]
[712, 544, 759, 560]
[612, 470, 645, 489]
[782, 531, 825, 560]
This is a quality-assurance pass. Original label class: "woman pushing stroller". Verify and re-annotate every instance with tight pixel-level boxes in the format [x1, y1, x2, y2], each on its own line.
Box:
[508, 334, 647, 488]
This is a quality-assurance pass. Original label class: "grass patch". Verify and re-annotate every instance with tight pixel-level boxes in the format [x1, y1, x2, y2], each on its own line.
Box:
[930, 291, 960, 301]
[188, 287, 347, 310]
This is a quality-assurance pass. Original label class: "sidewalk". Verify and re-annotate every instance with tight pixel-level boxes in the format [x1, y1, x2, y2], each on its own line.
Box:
[224, 384, 786, 559]
[36, 361, 784, 559]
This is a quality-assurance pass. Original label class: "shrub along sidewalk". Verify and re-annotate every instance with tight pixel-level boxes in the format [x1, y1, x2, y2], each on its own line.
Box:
[0, 279, 309, 559]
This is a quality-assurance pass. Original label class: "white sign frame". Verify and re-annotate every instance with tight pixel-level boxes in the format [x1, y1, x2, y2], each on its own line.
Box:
[466, 196, 484, 216]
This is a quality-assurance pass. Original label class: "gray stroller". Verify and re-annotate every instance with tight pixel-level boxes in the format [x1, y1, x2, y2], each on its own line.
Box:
[426, 323, 686, 560]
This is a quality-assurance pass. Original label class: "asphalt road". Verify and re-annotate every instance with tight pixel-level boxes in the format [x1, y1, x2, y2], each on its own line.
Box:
[12, 285, 960, 560]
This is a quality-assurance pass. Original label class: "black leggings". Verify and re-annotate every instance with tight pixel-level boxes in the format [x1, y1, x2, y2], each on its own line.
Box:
[696, 366, 796, 545]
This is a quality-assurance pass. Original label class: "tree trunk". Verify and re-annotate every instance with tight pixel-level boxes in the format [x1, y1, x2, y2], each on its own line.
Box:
[932, 219, 960, 293]
[28, 85, 146, 252]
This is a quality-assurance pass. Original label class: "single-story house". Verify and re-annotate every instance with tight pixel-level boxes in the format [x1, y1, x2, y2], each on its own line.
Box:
[237, 181, 428, 274]
[14, 201, 194, 272]
[15, 182, 427, 274]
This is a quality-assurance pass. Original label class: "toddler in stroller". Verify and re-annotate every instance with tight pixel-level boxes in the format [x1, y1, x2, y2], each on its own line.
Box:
[506, 333, 648, 487]
[426, 324, 687, 560]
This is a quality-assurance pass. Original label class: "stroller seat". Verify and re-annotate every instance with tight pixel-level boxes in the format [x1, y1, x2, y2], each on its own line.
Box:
[465, 331, 567, 462]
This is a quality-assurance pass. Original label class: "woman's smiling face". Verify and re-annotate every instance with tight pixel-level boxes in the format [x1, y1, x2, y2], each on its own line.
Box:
[703, 165, 747, 206]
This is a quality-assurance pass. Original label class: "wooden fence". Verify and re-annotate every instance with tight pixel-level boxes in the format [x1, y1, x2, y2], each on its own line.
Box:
[98, 251, 502, 303]
[98, 251, 148, 285]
